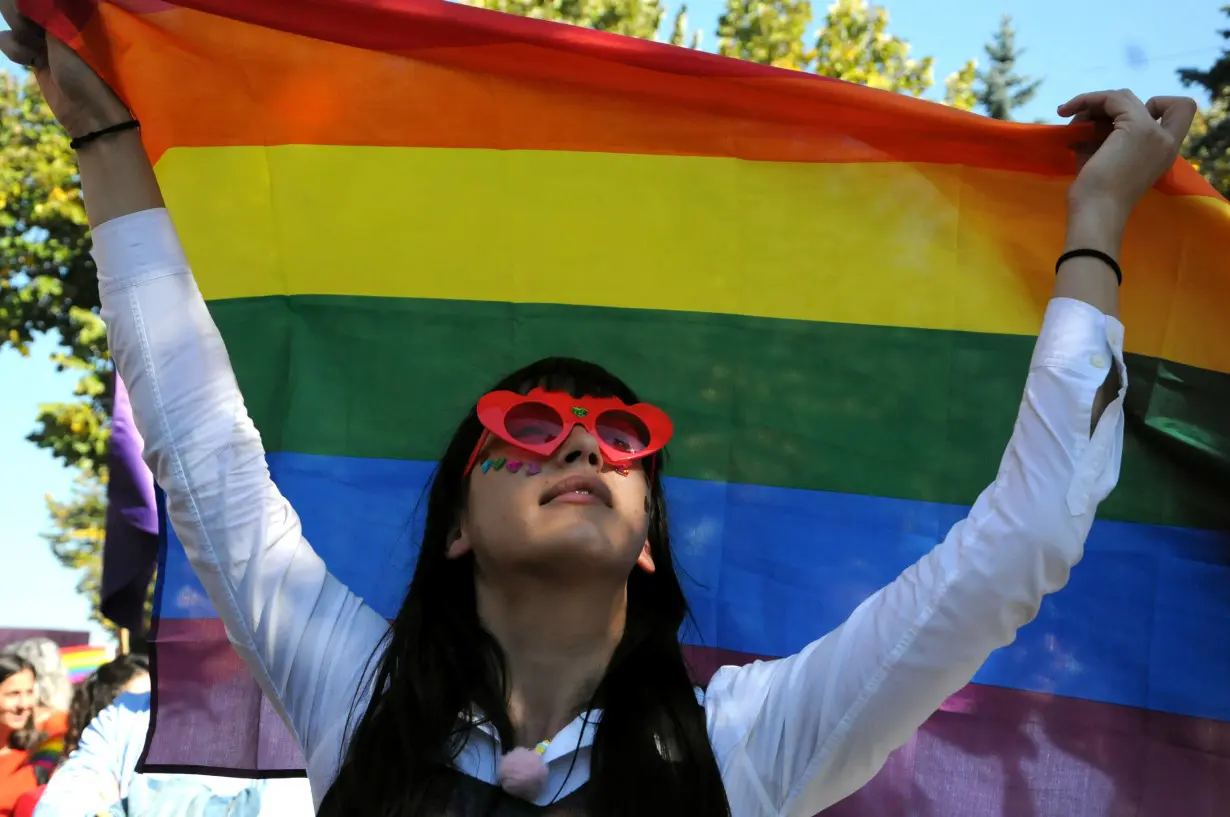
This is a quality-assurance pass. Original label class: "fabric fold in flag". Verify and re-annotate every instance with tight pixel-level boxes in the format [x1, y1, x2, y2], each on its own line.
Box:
[20, 0, 1230, 814]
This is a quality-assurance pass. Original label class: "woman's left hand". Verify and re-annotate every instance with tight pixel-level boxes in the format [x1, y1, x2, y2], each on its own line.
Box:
[1059, 90, 1197, 233]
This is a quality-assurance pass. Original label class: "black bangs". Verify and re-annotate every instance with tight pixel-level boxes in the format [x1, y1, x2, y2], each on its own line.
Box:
[490, 357, 642, 404]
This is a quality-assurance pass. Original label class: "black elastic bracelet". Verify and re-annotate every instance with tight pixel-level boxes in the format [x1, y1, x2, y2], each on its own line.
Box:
[69, 119, 141, 151]
[1056, 248, 1122, 286]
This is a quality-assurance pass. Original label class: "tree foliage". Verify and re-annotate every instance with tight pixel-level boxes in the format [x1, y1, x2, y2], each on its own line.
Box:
[467, 0, 665, 38]
[668, 5, 702, 49]
[2, 73, 116, 630]
[717, 0, 812, 69]
[1, 73, 110, 471]
[943, 59, 978, 112]
[1179, 6, 1230, 198]
[812, 0, 933, 96]
[975, 15, 1040, 120]
[43, 475, 108, 630]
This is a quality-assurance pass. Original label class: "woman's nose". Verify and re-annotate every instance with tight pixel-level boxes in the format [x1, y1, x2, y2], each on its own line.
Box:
[554, 425, 603, 468]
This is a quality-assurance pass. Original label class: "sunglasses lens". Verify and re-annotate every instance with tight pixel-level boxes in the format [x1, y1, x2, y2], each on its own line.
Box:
[596, 410, 652, 454]
[504, 402, 564, 445]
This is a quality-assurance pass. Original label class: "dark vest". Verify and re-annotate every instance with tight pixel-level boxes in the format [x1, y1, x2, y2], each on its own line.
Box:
[435, 767, 590, 817]
[318, 766, 592, 816]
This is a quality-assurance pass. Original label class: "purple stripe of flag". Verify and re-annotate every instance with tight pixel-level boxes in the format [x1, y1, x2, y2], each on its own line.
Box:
[141, 619, 1230, 815]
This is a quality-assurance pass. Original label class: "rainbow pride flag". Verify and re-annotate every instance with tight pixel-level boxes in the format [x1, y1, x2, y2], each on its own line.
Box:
[25, 0, 1230, 812]
[59, 643, 109, 684]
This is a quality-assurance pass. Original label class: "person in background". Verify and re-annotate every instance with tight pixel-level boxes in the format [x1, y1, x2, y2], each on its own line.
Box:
[63, 655, 150, 761]
[1, 640, 78, 815]
[11, 655, 152, 817]
[0, 655, 46, 817]
[32, 693, 314, 817]
[0, 643, 69, 738]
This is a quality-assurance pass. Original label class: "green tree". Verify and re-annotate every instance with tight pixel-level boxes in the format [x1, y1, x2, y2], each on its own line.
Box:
[43, 475, 108, 629]
[1179, 6, 1230, 198]
[1183, 104, 1230, 198]
[466, 0, 664, 38]
[716, 0, 944, 95]
[668, 5, 702, 49]
[812, 0, 934, 96]
[1, 73, 114, 628]
[716, 0, 812, 69]
[975, 15, 1040, 120]
[943, 59, 978, 112]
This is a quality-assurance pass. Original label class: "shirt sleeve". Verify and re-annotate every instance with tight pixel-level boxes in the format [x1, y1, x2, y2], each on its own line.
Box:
[33, 698, 133, 817]
[92, 209, 389, 800]
[704, 297, 1127, 817]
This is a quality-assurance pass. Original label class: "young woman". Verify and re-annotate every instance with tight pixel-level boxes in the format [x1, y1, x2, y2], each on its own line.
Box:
[0, 655, 44, 817]
[6, 649, 148, 817]
[0, 642, 70, 728]
[0, 8, 1197, 817]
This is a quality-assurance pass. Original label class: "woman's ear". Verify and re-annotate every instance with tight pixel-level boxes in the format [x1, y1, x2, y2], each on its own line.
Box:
[445, 522, 472, 559]
[635, 539, 656, 574]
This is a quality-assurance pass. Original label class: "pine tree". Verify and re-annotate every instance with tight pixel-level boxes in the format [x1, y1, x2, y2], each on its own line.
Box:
[976, 15, 1041, 120]
[1179, 6, 1230, 197]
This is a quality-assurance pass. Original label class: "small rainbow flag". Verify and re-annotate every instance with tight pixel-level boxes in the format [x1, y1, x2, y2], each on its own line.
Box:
[59, 644, 110, 685]
[29, 734, 66, 774]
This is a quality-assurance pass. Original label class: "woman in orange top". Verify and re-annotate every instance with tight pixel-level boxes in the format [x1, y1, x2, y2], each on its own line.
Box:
[1, 639, 71, 738]
[0, 654, 46, 817]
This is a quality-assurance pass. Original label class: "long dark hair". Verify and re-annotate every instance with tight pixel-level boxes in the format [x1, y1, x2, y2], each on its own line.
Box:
[0, 653, 43, 751]
[321, 358, 729, 816]
[65, 653, 149, 757]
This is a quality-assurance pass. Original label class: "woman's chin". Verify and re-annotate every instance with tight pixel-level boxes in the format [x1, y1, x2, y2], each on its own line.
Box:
[485, 525, 641, 573]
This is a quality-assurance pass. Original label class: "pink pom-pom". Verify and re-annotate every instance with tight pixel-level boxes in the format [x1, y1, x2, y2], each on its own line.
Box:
[497, 746, 549, 800]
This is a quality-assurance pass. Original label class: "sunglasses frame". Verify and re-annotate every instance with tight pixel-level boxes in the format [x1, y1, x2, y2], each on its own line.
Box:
[463, 387, 673, 477]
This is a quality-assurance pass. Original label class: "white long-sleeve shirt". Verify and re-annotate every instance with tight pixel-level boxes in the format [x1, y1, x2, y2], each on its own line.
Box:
[95, 207, 1126, 816]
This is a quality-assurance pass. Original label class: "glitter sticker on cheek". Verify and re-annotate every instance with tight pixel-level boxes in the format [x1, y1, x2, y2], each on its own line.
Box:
[506, 461, 523, 473]
[526, 462, 542, 476]
[493, 458, 507, 471]
[481, 460, 494, 473]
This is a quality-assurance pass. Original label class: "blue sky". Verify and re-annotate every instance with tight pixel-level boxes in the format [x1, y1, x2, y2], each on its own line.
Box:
[0, 0, 1225, 642]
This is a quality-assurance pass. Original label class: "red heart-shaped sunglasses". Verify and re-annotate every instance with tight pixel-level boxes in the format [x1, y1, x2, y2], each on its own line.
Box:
[462, 387, 674, 477]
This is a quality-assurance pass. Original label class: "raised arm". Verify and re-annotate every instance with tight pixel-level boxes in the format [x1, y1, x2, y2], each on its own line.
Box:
[1, 14, 387, 800]
[33, 693, 143, 817]
[703, 91, 1197, 816]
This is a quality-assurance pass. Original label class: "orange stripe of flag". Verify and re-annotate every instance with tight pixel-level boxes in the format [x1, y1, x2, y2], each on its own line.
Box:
[37, 0, 1221, 201]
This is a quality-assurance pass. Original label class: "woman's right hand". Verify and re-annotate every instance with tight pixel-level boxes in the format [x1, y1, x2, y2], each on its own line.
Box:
[0, 0, 130, 138]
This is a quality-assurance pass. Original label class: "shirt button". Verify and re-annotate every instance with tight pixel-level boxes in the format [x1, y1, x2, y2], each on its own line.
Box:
[1091, 353, 1108, 369]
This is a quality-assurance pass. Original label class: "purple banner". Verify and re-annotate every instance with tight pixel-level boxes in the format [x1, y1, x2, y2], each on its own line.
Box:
[102, 373, 159, 633]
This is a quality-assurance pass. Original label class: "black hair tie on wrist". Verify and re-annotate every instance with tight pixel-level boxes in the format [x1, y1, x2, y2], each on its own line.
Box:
[69, 119, 141, 151]
[1055, 248, 1122, 286]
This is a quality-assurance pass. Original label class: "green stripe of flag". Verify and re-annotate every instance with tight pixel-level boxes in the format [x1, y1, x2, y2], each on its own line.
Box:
[210, 295, 1230, 530]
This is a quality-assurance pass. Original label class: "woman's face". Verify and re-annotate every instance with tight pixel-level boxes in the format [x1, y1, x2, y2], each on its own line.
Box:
[451, 424, 657, 579]
[0, 669, 35, 733]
